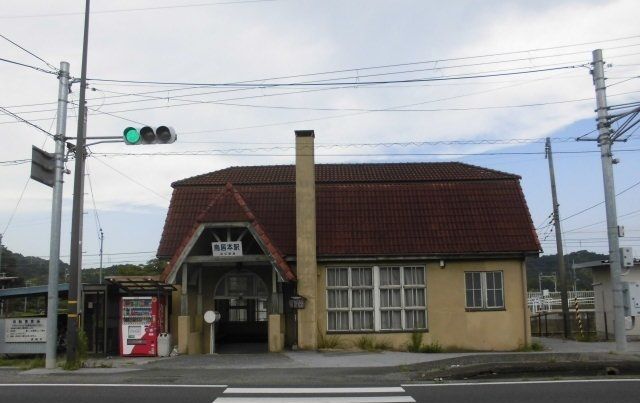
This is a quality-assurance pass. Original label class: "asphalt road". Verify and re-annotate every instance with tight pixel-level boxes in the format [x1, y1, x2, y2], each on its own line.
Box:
[1, 379, 639, 403]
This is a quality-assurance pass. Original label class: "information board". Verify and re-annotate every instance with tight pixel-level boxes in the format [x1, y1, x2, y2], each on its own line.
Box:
[4, 318, 47, 343]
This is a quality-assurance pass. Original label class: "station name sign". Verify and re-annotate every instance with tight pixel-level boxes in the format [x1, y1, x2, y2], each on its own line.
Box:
[212, 241, 243, 257]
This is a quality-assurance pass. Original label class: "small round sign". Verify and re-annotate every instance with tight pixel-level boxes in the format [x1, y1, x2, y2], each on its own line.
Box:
[204, 310, 220, 324]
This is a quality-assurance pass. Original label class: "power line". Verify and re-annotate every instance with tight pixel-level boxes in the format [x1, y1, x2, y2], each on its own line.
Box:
[0, 0, 278, 19]
[0, 32, 57, 70]
[92, 148, 640, 158]
[0, 158, 30, 166]
[0, 57, 57, 75]
[0, 106, 54, 137]
[85, 64, 585, 88]
[88, 155, 170, 201]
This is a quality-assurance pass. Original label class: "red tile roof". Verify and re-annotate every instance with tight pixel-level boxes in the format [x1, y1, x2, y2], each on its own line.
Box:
[158, 162, 540, 260]
[172, 162, 519, 186]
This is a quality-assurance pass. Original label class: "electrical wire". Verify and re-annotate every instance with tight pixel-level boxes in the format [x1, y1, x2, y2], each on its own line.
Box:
[0, 106, 54, 137]
[88, 155, 170, 201]
[0, 32, 57, 71]
[85, 64, 585, 88]
[92, 148, 640, 158]
[0, 0, 278, 19]
[1, 112, 57, 235]
[0, 57, 57, 75]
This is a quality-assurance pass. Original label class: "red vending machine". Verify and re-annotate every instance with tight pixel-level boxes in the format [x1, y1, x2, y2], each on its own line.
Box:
[119, 296, 165, 356]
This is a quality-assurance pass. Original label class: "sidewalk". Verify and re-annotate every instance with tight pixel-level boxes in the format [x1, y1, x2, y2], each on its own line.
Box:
[78, 337, 640, 371]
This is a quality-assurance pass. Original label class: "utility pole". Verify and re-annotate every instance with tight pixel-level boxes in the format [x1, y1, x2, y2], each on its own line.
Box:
[592, 48, 627, 352]
[67, 0, 91, 364]
[545, 137, 570, 338]
[45, 61, 70, 370]
[99, 229, 104, 284]
[0, 234, 3, 278]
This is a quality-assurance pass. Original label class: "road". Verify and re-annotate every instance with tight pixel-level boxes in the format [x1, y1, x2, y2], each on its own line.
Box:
[1, 379, 639, 403]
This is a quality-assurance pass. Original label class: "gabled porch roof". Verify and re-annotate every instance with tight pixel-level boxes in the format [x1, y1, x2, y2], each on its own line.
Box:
[161, 183, 296, 284]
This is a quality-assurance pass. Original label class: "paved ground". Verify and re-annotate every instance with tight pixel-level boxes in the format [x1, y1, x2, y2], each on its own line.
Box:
[67, 337, 640, 371]
[9, 337, 640, 380]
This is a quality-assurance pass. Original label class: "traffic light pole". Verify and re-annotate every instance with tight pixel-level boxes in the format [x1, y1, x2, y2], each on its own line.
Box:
[592, 48, 627, 352]
[67, 0, 91, 365]
[45, 61, 70, 370]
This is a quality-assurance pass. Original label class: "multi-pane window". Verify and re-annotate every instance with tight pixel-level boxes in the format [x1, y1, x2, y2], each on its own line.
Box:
[327, 266, 426, 332]
[403, 266, 427, 329]
[465, 271, 504, 310]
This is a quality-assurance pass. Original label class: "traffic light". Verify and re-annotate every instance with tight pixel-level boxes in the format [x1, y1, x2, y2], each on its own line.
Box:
[123, 126, 177, 145]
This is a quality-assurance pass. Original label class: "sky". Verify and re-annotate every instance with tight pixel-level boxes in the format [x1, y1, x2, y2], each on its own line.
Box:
[1, 0, 639, 270]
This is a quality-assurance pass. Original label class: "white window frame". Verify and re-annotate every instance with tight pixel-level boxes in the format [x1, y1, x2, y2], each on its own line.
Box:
[464, 271, 505, 310]
[326, 265, 427, 332]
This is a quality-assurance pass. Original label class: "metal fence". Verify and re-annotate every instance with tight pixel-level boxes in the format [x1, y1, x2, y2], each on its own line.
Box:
[530, 310, 610, 339]
[527, 291, 595, 313]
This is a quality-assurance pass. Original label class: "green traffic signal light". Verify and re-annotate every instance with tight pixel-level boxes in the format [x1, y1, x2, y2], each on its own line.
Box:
[123, 127, 141, 145]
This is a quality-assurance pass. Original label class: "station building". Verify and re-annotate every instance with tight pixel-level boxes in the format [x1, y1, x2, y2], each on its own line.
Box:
[157, 131, 541, 354]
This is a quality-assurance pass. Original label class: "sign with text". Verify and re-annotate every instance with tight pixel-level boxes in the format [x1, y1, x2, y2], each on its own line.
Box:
[212, 241, 243, 257]
[5, 318, 47, 343]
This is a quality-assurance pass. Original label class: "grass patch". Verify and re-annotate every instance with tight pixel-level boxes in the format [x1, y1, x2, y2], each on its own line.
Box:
[374, 339, 393, 350]
[355, 335, 376, 351]
[420, 341, 443, 353]
[515, 341, 545, 352]
[575, 334, 598, 342]
[317, 333, 343, 349]
[407, 332, 423, 352]
[63, 328, 89, 371]
[0, 356, 46, 370]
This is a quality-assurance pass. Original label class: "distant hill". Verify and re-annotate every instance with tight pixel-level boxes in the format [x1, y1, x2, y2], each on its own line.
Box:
[0, 247, 68, 287]
[2, 245, 607, 292]
[0, 246, 163, 287]
[525, 250, 608, 291]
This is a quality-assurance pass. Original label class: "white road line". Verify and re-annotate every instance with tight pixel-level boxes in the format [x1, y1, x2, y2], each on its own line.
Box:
[224, 387, 405, 394]
[213, 397, 415, 403]
[0, 384, 227, 388]
[402, 378, 640, 387]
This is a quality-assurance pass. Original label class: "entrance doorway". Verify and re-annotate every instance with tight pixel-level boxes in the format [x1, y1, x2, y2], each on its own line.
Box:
[213, 271, 269, 351]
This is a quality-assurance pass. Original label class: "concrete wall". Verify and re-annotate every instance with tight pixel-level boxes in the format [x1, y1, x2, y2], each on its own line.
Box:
[316, 259, 530, 351]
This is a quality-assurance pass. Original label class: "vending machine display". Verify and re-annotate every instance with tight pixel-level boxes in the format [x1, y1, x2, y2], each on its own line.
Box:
[119, 296, 164, 356]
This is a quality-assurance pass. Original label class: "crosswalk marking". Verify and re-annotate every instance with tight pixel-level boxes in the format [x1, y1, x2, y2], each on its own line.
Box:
[213, 386, 415, 403]
[214, 397, 415, 403]
[224, 387, 406, 394]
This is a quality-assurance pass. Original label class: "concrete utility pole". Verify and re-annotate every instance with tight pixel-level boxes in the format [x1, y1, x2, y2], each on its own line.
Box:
[592, 48, 626, 352]
[98, 229, 104, 284]
[67, 0, 91, 364]
[45, 61, 70, 369]
[0, 234, 3, 276]
[545, 137, 571, 338]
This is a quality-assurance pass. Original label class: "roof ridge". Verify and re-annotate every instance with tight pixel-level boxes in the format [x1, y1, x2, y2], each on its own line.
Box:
[172, 161, 519, 187]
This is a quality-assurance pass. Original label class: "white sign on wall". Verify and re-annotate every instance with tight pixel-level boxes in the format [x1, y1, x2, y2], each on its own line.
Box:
[212, 241, 243, 257]
[5, 318, 47, 343]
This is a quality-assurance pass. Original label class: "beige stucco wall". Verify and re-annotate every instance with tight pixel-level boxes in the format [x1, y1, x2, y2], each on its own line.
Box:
[316, 259, 530, 351]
